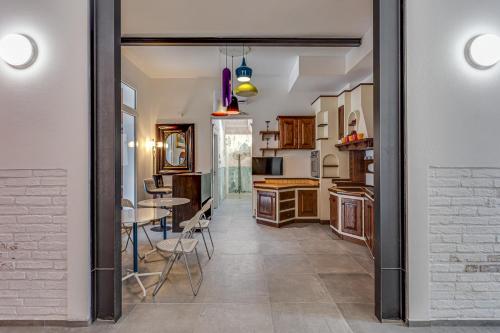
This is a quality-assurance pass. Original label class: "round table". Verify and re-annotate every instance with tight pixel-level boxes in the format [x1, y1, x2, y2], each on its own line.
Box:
[121, 208, 170, 297]
[138, 197, 190, 239]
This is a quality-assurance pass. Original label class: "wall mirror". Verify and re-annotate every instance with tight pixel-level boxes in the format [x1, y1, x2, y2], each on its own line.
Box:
[156, 123, 195, 174]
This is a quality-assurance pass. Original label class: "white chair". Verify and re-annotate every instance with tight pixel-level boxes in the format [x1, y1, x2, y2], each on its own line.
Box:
[181, 198, 214, 259]
[121, 199, 154, 252]
[153, 211, 204, 297]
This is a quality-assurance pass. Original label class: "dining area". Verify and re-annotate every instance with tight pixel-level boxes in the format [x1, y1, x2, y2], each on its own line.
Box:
[121, 189, 214, 298]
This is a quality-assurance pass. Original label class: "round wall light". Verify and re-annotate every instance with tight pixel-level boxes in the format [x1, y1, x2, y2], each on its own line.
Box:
[0, 33, 38, 69]
[466, 34, 500, 69]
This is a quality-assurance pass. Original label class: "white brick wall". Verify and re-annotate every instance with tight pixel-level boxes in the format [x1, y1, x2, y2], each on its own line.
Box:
[0, 169, 67, 320]
[429, 167, 500, 320]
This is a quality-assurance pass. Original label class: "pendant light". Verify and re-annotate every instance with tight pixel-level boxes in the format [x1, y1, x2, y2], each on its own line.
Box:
[234, 81, 258, 97]
[235, 45, 258, 98]
[212, 46, 230, 117]
[226, 56, 240, 115]
[221, 46, 231, 107]
[236, 45, 252, 82]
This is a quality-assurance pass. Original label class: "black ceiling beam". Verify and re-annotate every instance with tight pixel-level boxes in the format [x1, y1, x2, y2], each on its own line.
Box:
[120, 36, 362, 47]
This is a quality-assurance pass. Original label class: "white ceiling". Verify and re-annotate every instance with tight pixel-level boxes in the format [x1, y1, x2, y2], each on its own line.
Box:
[121, 0, 372, 37]
[122, 46, 351, 79]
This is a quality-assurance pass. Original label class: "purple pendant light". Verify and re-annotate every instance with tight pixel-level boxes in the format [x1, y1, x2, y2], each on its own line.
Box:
[221, 46, 231, 107]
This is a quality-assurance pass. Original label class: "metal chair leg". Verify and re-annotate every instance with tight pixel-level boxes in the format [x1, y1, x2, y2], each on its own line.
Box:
[199, 229, 211, 260]
[122, 229, 133, 252]
[207, 227, 214, 253]
[153, 254, 177, 296]
[181, 252, 197, 296]
[141, 225, 154, 249]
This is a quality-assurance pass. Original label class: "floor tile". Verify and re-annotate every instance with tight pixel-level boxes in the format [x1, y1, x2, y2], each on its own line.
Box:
[271, 302, 352, 333]
[259, 240, 303, 255]
[194, 303, 274, 333]
[268, 274, 332, 303]
[298, 239, 347, 254]
[115, 303, 201, 333]
[308, 254, 367, 274]
[319, 273, 374, 304]
[263, 254, 314, 275]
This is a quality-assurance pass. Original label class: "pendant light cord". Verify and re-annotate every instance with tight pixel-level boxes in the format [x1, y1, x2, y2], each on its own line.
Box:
[231, 55, 234, 90]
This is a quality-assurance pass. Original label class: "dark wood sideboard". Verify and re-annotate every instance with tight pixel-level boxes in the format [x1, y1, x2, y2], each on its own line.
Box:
[172, 172, 211, 232]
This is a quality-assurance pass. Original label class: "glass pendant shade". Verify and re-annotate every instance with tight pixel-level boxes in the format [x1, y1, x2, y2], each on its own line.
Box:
[211, 101, 228, 117]
[235, 82, 258, 97]
[221, 67, 232, 107]
[236, 57, 252, 82]
[226, 95, 240, 114]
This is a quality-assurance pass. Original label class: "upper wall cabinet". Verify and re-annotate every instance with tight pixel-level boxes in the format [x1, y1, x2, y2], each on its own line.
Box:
[277, 116, 315, 149]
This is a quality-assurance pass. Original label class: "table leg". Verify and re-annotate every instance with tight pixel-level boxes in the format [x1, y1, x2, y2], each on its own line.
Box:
[162, 217, 167, 240]
[133, 222, 138, 273]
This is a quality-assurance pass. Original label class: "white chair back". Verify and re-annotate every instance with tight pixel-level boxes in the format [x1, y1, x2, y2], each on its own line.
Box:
[121, 198, 134, 208]
[182, 211, 203, 235]
[200, 198, 213, 218]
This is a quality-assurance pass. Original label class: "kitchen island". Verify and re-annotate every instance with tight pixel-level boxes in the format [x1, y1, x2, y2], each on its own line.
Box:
[253, 178, 320, 227]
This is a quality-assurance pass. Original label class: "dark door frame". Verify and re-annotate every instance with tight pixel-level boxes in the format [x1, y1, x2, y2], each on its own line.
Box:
[90, 0, 406, 323]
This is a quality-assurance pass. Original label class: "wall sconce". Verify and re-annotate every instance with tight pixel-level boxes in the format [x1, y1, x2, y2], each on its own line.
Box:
[156, 141, 163, 149]
[466, 34, 500, 69]
[0, 34, 38, 69]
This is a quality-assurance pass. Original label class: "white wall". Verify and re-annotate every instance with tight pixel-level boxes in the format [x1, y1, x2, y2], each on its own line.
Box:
[0, 0, 90, 322]
[406, 0, 500, 322]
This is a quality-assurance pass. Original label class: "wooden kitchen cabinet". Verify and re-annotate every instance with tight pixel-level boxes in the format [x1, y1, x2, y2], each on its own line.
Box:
[278, 117, 297, 149]
[257, 190, 276, 220]
[297, 118, 315, 149]
[277, 116, 315, 149]
[329, 194, 338, 228]
[364, 198, 374, 253]
[297, 190, 318, 217]
[341, 197, 363, 237]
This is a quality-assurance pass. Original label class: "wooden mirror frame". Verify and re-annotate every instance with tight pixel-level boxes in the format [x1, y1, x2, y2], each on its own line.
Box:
[155, 123, 195, 174]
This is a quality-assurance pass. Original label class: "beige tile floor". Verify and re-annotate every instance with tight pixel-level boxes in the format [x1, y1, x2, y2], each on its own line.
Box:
[1, 197, 498, 332]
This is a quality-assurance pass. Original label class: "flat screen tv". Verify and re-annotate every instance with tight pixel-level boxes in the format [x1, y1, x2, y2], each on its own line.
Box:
[252, 157, 283, 176]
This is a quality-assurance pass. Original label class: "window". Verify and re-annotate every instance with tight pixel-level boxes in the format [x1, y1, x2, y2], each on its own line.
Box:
[121, 82, 136, 110]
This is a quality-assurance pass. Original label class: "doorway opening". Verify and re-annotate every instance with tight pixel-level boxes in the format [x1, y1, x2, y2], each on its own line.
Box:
[212, 118, 253, 208]
[91, 0, 405, 324]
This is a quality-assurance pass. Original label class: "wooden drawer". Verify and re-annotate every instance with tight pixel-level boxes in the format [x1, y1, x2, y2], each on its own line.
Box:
[279, 209, 295, 221]
[280, 199, 295, 211]
[257, 191, 276, 221]
[280, 191, 295, 201]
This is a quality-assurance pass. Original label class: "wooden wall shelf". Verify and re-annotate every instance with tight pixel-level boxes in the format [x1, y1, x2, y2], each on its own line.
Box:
[259, 130, 280, 141]
[260, 148, 280, 156]
[335, 138, 373, 151]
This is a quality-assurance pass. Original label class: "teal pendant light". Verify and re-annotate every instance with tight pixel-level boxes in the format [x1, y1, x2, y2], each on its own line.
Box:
[236, 45, 253, 82]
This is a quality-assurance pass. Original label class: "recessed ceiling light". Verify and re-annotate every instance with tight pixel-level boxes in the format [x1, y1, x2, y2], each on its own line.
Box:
[466, 34, 500, 69]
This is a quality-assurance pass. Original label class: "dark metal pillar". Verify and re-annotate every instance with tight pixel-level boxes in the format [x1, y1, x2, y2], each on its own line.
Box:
[90, 0, 122, 322]
[373, 0, 406, 322]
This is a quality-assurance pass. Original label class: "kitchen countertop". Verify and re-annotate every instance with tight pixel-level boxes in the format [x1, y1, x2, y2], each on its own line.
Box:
[253, 178, 319, 190]
[328, 182, 374, 200]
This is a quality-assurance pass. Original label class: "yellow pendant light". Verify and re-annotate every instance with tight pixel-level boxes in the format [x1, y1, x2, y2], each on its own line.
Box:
[235, 81, 258, 97]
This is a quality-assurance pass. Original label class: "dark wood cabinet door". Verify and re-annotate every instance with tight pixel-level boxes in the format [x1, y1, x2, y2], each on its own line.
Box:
[341, 197, 363, 237]
[257, 191, 276, 220]
[330, 195, 338, 228]
[279, 118, 298, 149]
[297, 118, 315, 149]
[338, 105, 345, 140]
[297, 190, 318, 217]
[364, 198, 374, 253]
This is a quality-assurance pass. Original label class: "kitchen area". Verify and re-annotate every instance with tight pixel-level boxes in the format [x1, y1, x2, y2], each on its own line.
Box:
[253, 83, 375, 258]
